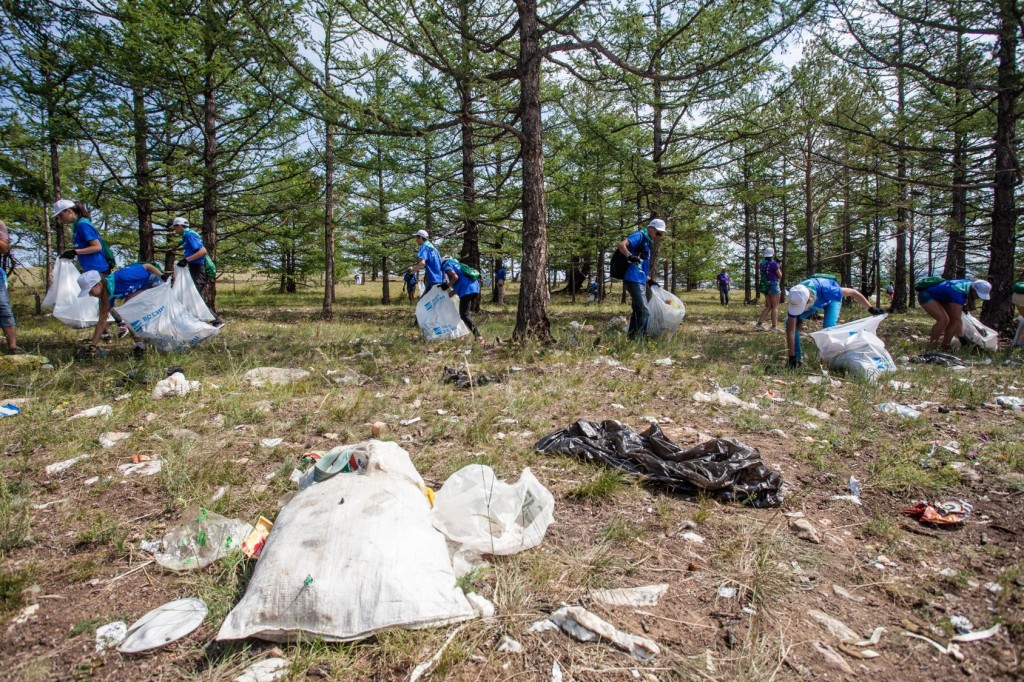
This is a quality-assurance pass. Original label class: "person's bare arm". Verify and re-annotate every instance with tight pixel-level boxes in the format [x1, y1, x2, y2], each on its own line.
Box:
[184, 246, 208, 262]
[78, 239, 102, 255]
[91, 295, 111, 347]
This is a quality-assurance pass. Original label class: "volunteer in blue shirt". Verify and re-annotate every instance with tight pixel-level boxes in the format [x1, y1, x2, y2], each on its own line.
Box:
[717, 266, 731, 306]
[496, 263, 507, 305]
[77, 263, 164, 356]
[407, 230, 443, 295]
[403, 269, 418, 303]
[617, 218, 667, 340]
[441, 257, 484, 343]
[170, 217, 223, 326]
[0, 219, 24, 354]
[917, 278, 991, 350]
[785, 277, 883, 368]
[55, 199, 130, 339]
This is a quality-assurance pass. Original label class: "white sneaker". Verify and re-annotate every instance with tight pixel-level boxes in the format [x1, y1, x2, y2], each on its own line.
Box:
[754, 324, 767, 332]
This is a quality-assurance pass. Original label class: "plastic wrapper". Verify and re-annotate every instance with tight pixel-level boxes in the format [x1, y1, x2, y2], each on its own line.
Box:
[535, 419, 782, 508]
[153, 507, 253, 571]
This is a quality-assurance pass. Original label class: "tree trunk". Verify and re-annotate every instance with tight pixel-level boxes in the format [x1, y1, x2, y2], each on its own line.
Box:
[322, 119, 335, 320]
[803, 131, 814, 278]
[133, 86, 154, 262]
[512, 1, 550, 342]
[49, 128, 65, 254]
[381, 255, 390, 304]
[982, 0, 1019, 332]
[201, 21, 219, 313]
[891, 32, 908, 314]
[943, 131, 968, 279]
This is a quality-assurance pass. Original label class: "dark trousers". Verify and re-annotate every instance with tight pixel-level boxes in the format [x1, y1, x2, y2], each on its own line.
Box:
[189, 262, 220, 320]
[624, 280, 649, 339]
[459, 293, 480, 337]
[719, 285, 730, 305]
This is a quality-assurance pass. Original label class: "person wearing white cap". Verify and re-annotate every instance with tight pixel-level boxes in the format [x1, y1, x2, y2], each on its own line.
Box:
[716, 265, 731, 306]
[754, 247, 783, 331]
[917, 277, 991, 349]
[77, 263, 164, 356]
[617, 218, 667, 340]
[407, 230, 443, 295]
[169, 217, 222, 326]
[785, 276, 882, 368]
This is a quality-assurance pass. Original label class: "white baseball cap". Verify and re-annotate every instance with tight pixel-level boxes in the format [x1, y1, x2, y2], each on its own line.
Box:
[413, 229, 429, 239]
[787, 284, 811, 317]
[763, 247, 775, 258]
[77, 270, 102, 298]
[721, 264, 728, 269]
[971, 280, 991, 300]
[648, 218, 666, 233]
[52, 199, 75, 216]
[171, 217, 189, 227]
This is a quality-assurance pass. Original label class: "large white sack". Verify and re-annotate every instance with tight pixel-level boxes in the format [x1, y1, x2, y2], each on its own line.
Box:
[810, 314, 896, 381]
[646, 286, 686, 338]
[217, 440, 475, 643]
[44, 257, 109, 328]
[115, 282, 219, 351]
[416, 288, 469, 342]
[431, 465, 554, 559]
[171, 264, 216, 322]
[961, 312, 998, 351]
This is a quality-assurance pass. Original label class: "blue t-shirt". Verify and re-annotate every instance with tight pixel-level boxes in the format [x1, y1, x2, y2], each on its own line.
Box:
[622, 230, 651, 284]
[496, 267, 507, 283]
[418, 241, 442, 286]
[73, 218, 109, 273]
[925, 279, 971, 306]
[104, 264, 156, 304]
[717, 272, 730, 287]
[403, 271, 417, 286]
[180, 229, 205, 259]
[798, 277, 843, 318]
[443, 260, 480, 298]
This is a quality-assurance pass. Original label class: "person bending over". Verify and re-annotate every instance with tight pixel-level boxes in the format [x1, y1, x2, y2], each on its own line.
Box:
[77, 263, 164, 356]
[785, 277, 883, 368]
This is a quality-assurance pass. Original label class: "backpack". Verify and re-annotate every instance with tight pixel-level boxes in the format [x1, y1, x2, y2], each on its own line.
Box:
[445, 258, 478, 282]
[99, 237, 117, 271]
[915, 275, 944, 291]
[609, 233, 650, 280]
[810, 273, 838, 281]
[1013, 282, 1024, 295]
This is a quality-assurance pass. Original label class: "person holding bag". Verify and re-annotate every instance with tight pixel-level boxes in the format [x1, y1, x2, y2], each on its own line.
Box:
[617, 218, 667, 340]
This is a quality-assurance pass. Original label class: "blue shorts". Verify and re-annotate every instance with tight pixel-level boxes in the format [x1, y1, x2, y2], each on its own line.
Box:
[0, 271, 13, 329]
[766, 281, 780, 296]
[917, 290, 934, 306]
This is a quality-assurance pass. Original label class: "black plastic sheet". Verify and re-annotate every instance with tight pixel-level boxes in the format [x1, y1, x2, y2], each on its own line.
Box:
[442, 365, 502, 389]
[535, 419, 783, 508]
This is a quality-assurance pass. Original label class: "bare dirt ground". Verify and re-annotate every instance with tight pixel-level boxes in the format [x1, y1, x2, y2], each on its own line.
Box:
[2, 287, 1022, 681]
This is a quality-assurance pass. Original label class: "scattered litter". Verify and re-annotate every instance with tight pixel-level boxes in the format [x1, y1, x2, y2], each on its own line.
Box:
[789, 518, 822, 543]
[399, 417, 421, 426]
[497, 635, 522, 653]
[681, 532, 705, 544]
[243, 367, 310, 387]
[241, 517, 274, 560]
[6, 603, 39, 630]
[313, 444, 369, 483]
[717, 586, 737, 599]
[210, 485, 229, 502]
[45, 454, 91, 475]
[849, 626, 885, 648]
[95, 621, 128, 652]
[889, 381, 912, 391]
[984, 581, 1003, 594]
[611, 403, 625, 409]
[84, 476, 112, 487]
[535, 420, 782, 508]
[99, 432, 131, 448]
[118, 460, 163, 477]
[465, 592, 495, 618]
[152, 372, 200, 399]
[551, 660, 563, 682]
[805, 407, 831, 420]
[153, 508, 252, 571]
[902, 500, 972, 526]
[995, 396, 1023, 410]
[807, 609, 858, 641]
[769, 428, 789, 440]
[692, 389, 759, 410]
[910, 353, 966, 367]
[653, 357, 673, 366]
[960, 312, 999, 351]
[442, 365, 502, 389]
[234, 657, 290, 682]
[260, 438, 284, 448]
[528, 618, 560, 634]
[68, 405, 113, 420]
[812, 641, 853, 674]
[431, 465, 554, 574]
[876, 402, 921, 419]
[810, 314, 896, 381]
[548, 605, 659, 659]
[902, 631, 964, 662]
[952, 623, 1000, 642]
[591, 584, 668, 608]
[118, 598, 208, 653]
[848, 476, 861, 498]
[0, 403, 20, 417]
[950, 615, 973, 635]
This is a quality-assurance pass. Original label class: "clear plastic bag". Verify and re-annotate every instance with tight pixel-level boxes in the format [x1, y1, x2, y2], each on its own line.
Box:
[810, 314, 896, 381]
[43, 257, 108, 328]
[415, 288, 469, 342]
[960, 313, 998, 351]
[645, 286, 686, 338]
[171, 264, 216, 322]
[115, 282, 220, 351]
[152, 507, 252, 571]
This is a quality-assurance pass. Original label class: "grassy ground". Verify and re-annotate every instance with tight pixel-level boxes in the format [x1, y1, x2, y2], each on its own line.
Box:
[1, 280, 1023, 681]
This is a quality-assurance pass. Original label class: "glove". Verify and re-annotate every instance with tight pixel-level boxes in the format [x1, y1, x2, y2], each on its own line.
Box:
[868, 306, 884, 316]
[787, 356, 802, 369]
[177, 258, 188, 267]
[440, 282, 449, 291]
[627, 255, 642, 265]
[647, 278, 658, 287]
[61, 249, 76, 259]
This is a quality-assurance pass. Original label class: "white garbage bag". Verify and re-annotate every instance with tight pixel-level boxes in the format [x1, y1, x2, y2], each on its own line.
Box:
[431, 465, 555, 566]
[810, 314, 896, 381]
[43, 257, 108, 328]
[645, 286, 686, 338]
[115, 282, 220, 351]
[171, 264, 216, 322]
[217, 440, 475, 642]
[416, 288, 469, 342]
[960, 312, 998, 351]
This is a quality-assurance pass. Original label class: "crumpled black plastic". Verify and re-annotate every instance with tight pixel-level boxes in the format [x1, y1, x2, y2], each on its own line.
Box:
[442, 365, 502, 389]
[910, 353, 966, 366]
[535, 419, 783, 508]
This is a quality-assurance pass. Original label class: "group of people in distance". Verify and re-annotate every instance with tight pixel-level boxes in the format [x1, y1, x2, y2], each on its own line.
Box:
[48, 199, 219, 356]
